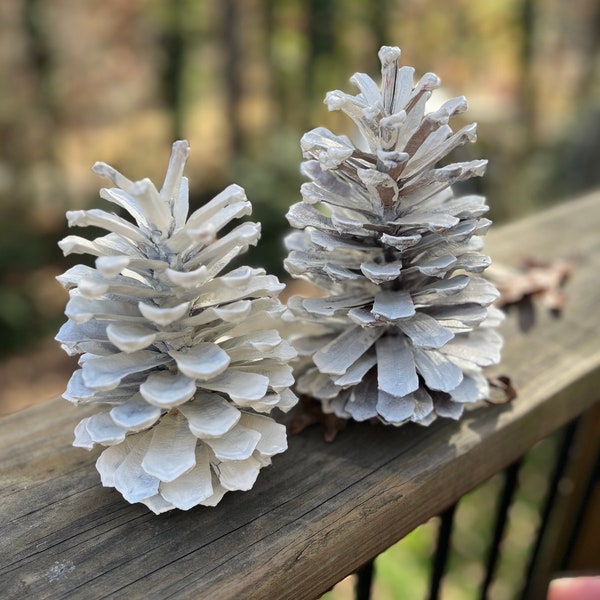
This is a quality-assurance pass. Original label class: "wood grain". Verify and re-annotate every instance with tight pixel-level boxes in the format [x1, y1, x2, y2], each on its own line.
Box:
[1, 191, 599, 600]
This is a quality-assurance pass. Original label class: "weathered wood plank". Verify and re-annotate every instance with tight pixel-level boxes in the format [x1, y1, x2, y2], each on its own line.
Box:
[1, 192, 599, 599]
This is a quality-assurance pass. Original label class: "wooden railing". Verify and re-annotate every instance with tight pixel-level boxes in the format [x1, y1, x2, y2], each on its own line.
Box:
[1, 191, 599, 599]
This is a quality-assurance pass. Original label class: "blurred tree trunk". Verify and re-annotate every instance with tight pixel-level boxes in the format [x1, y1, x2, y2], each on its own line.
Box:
[519, 0, 536, 148]
[23, 0, 55, 119]
[220, 0, 243, 159]
[547, 1, 600, 199]
[21, 0, 64, 210]
[306, 0, 335, 128]
[22, 0, 58, 163]
[160, 0, 188, 141]
[578, 1, 600, 101]
[264, 0, 282, 128]
[369, 0, 391, 50]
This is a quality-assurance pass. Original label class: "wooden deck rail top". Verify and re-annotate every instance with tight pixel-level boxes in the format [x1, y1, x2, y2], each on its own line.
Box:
[1, 191, 599, 599]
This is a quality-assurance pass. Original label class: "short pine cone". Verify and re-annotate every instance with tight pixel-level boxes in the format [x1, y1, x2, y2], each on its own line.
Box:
[284, 47, 503, 426]
[57, 141, 297, 513]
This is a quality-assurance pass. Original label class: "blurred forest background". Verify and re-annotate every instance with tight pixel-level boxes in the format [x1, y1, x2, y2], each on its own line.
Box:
[0, 0, 598, 414]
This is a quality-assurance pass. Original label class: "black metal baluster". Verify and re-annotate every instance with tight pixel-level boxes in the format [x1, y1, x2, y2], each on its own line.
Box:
[519, 419, 579, 600]
[479, 459, 523, 600]
[355, 560, 375, 600]
[559, 442, 600, 571]
[427, 502, 458, 600]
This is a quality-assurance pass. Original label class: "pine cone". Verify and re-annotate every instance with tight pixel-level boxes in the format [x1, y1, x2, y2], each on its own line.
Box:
[57, 140, 297, 513]
[284, 47, 503, 426]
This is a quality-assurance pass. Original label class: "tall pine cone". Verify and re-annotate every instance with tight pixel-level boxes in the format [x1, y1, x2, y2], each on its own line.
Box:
[284, 47, 503, 426]
[57, 141, 297, 513]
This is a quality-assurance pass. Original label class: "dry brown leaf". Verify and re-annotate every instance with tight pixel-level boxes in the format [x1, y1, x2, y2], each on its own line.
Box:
[486, 374, 518, 404]
[289, 396, 348, 442]
[487, 258, 574, 331]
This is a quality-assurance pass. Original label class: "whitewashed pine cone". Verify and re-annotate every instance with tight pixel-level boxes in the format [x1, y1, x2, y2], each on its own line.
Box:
[284, 47, 503, 426]
[57, 140, 297, 513]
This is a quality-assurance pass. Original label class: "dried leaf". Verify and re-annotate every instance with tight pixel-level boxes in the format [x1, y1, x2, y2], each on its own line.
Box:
[289, 396, 349, 442]
[487, 374, 518, 404]
[488, 258, 574, 331]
